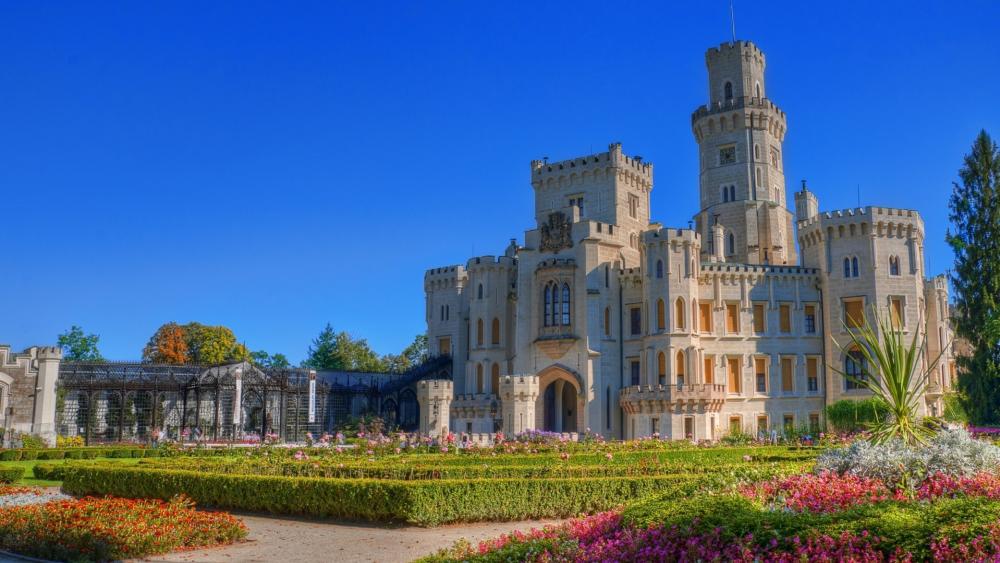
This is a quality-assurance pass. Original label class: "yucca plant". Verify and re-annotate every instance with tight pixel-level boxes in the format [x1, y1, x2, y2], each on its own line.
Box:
[835, 304, 944, 446]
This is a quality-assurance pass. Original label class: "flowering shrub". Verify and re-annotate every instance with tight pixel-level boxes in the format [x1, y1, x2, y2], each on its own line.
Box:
[741, 471, 894, 513]
[816, 428, 1000, 489]
[0, 494, 246, 561]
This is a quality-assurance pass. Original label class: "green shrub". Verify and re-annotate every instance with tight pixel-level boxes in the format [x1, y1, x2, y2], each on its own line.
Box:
[80, 449, 100, 459]
[36, 450, 66, 460]
[20, 435, 46, 449]
[0, 467, 24, 483]
[32, 463, 65, 481]
[943, 392, 970, 423]
[20, 450, 38, 461]
[64, 466, 716, 526]
[826, 398, 888, 433]
[0, 451, 21, 462]
[64, 450, 84, 460]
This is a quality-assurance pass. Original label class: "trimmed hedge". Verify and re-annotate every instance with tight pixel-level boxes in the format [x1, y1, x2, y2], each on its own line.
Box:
[0, 467, 24, 483]
[64, 465, 755, 526]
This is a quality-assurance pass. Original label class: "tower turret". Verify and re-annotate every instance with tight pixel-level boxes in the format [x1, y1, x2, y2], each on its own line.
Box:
[691, 40, 797, 266]
[795, 180, 819, 222]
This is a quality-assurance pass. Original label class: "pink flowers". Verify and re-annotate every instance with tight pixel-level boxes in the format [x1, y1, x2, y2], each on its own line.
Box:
[292, 450, 308, 461]
[741, 472, 892, 514]
[605, 453, 613, 461]
[917, 472, 1000, 500]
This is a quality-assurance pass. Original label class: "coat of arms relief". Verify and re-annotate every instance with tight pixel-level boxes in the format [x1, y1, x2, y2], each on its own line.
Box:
[539, 212, 573, 253]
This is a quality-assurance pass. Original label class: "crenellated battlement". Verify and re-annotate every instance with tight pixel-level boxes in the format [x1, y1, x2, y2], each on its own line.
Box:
[424, 265, 468, 292]
[798, 206, 923, 231]
[699, 262, 820, 277]
[705, 40, 765, 65]
[691, 96, 785, 125]
[466, 255, 516, 271]
[926, 275, 948, 292]
[644, 227, 700, 245]
[531, 142, 652, 184]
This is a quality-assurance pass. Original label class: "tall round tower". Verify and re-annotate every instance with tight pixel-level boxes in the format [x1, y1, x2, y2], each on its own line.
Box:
[691, 40, 797, 265]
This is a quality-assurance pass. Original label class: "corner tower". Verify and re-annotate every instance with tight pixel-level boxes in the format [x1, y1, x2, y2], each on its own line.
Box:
[691, 40, 797, 265]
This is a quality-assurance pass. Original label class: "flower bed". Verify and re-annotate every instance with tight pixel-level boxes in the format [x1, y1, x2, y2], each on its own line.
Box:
[0, 494, 246, 562]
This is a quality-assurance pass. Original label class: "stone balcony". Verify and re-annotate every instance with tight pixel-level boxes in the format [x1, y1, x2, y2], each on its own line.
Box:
[619, 383, 727, 414]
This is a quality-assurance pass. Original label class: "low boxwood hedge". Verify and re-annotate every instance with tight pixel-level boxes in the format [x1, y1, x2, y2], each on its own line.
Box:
[0, 467, 24, 483]
[63, 466, 719, 526]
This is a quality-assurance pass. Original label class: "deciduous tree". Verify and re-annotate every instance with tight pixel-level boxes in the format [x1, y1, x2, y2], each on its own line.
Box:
[142, 322, 189, 364]
[57, 326, 104, 362]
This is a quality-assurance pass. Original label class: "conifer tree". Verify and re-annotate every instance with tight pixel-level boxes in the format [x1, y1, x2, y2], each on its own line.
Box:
[947, 130, 1000, 423]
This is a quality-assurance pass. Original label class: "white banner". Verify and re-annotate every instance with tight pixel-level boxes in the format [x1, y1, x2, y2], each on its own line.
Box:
[308, 378, 316, 423]
[233, 378, 242, 425]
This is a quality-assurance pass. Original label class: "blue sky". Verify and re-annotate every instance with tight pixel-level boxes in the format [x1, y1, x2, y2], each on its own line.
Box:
[2, 1, 998, 364]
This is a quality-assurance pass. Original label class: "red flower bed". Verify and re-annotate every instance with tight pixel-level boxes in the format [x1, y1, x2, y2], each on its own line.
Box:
[740, 471, 896, 513]
[0, 494, 246, 562]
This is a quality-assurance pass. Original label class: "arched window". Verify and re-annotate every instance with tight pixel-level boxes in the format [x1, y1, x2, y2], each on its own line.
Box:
[844, 258, 852, 278]
[477, 283, 483, 299]
[657, 352, 666, 385]
[675, 298, 685, 330]
[476, 363, 484, 394]
[755, 82, 761, 98]
[561, 284, 571, 325]
[543, 285, 552, 326]
[440, 305, 444, 321]
[754, 144, 760, 159]
[722, 186, 729, 202]
[656, 299, 666, 331]
[727, 233, 735, 255]
[476, 318, 484, 346]
[844, 348, 868, 390]
[889, 256, 900, 276]
[724, 81, 733, 101]
[676, 350, 686, 385]
[729, 185, 736, 201]
[852, 257, 859, 277]
[604, 307, 611, 337]
[490, 363, 500, 395]
[491, 317, 501, 345]
[656, 260, 664, 279]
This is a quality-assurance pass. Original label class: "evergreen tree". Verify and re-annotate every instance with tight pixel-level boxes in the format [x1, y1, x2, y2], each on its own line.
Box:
[303, 323, 388, 372]
[947, 130, 1000, 423]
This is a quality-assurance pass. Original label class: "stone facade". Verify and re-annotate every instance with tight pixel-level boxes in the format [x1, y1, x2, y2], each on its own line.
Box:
[423, 40, 956, 440]
[0, 345, 63, 445]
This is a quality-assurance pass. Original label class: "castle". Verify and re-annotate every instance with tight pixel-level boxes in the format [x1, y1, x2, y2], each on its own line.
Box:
[419, 39, 956, 441]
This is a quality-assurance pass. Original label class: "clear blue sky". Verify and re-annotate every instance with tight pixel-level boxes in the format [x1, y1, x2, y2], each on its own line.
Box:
[2, 1, 998, 364]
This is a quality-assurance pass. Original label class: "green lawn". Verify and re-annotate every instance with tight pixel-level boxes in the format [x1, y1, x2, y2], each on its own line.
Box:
[0, 457, 143, 487]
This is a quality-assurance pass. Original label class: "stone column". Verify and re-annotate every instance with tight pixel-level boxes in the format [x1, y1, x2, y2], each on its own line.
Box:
[33, 347, 62, 447]
[553, 380, 565, 432]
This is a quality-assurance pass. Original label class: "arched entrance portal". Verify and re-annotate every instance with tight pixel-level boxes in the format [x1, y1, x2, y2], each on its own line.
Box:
[535, 366, 583, 433]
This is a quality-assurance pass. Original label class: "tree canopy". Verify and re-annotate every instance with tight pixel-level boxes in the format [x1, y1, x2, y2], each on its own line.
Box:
[141, 322, 251, 365]
[947, 130, 1000, 423]
[303, 325, 427, 373]
[57, 326, 104, 362]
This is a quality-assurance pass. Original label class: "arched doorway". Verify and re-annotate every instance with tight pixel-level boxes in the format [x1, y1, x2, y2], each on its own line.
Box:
[535, 366, 583, 433]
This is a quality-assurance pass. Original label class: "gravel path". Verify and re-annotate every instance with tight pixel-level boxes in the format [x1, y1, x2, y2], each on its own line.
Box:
[143, 514, 566, 563]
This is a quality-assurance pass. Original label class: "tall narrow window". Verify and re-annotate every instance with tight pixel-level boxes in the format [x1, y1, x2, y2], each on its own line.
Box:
[852, 257, 859, 277]
[807, 357, 819, 392]
[656, 260, 664, 279]
[779, 304, 791, 333]
[477, 283, 483, 299]
[755, 357, 767, 393]
[700, 303, 713, 334]
[728, 357, 741, 393]
[724, 81, 733, 101]
[727, 233, 735, 255]
[804, 305, 817, 334]
[630, 360, 640, 386]
[476, 318, 484, 346]
[604, 307, 611, 337]
[889, 256, 900, 276]
[476, 363, 484, 394]
[730, 185, 736, 201]
[753, 303, 765, 333]
[561, 284, 571, 325]
[656, 299, 666, 331]
[781, 357, 794, 392]
[844, 258, 851, 278]
[491, 318, 501, 345]
[726, 303, 739, 334]
[675, 298, 685, 330]
[845, 349, 867, 390]
[630, 307, 642, 336]
[543, 285, 552, 327]
[890, 297, 904, 329]
[704, 356, 714, 384]
[657, 352, 666, 386]
[722, 186, 729, 202]
[491, 363, 500, 394]
[676, 350, 686, 386]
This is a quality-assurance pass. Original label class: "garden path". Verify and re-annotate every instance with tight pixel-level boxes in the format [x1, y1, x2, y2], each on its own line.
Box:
[144, 514, 566, 563]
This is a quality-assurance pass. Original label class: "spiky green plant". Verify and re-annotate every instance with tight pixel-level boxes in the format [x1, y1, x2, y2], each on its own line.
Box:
[835, 305, 944, 445]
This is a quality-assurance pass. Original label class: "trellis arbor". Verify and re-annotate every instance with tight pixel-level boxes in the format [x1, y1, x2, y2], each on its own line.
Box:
[56, 362, 328, 444]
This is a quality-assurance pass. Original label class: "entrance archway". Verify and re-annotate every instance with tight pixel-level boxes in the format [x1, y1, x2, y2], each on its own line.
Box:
[535, 366, 584, 433]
